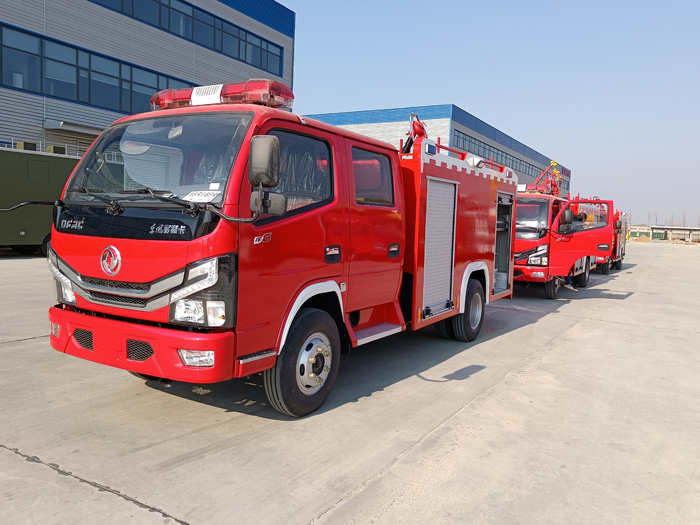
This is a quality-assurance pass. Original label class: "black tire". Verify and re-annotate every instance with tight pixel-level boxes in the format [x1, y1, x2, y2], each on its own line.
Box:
[545, 278, 558, 300]
[127, 371, 160, 381]
[613, 258, 622, 270]
[452, 280, 485, 342]
[264, 308, 340, 417]
[40, 234, 51, 256]
[600, 261, 610, 275]
[434, 318, 455, 339]
[576, 259, 590, 288]
[10, 245, 38, 255]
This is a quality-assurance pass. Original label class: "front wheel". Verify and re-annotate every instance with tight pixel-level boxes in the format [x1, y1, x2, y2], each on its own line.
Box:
[613, 258, 623, 270]
[545, 278, 558, 299]
[600, 261, 610, 275]
[452, 279, 485, 342]
[264, 308, 340, 417]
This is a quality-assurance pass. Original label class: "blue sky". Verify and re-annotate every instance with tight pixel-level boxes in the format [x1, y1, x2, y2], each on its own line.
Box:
[283, 0, 700, 226]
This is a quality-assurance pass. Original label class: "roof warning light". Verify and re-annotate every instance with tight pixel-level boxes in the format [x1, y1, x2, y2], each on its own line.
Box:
[150, 79, 294, 112]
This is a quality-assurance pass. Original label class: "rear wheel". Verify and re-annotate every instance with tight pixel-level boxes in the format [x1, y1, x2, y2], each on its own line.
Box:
[434, 318, 455, 339]
[264, 308, 340, 417]
[576, 259, 590, 287]
[544, 278, 558, 300]
[452, 279, 485, 342]
[613, 258, 623, 270]
[600, 261, 610, 274]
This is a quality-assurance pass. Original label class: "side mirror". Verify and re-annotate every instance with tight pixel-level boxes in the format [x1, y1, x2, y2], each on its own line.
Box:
[615, 220, 622, 230]
[248, 135, 280, 188]
[250, 190, 287, 216]
[562, 209, 573, 225]
[558, 209, 573, 234]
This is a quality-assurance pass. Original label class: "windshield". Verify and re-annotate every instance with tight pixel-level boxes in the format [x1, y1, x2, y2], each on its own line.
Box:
[515, 197, 550, 239]
[66, 113, 252, 206]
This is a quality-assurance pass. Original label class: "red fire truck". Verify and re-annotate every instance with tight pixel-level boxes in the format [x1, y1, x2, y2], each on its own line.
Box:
[596, 208, 628, 273]
[16, 80, 517, 417]
[514, 165, 615, 299]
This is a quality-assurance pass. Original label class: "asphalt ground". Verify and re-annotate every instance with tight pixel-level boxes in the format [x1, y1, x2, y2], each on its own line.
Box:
[0, 242, 699, 524]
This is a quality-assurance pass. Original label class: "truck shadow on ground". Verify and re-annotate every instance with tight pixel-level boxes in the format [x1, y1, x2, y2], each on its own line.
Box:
[142, 296, 552, 419]
[140, 266, 637, 418]
[0, 249, 45, 259]
[515, 264, 635, 302]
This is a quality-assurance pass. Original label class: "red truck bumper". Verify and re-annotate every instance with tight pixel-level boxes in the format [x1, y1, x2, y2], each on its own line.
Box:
[48, 305, 237, 383]
[513, 266, 549, 283]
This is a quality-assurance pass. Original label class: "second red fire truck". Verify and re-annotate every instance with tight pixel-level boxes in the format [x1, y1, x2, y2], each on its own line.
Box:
[514, 164, 621, 299]
[31, 80, 518, 417]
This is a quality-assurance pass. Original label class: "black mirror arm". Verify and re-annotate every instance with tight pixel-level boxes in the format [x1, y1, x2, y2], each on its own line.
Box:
[205, 184, 263, 224]
[0, 200, 63, 212]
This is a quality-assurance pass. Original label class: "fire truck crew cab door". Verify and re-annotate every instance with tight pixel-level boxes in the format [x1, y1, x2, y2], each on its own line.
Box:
[549, 200, 612, 277]
[237, 124, 347, 355]
[345, 142, 403, 312]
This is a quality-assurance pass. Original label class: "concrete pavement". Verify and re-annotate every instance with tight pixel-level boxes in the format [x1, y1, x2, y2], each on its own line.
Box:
[0, 242, 698, 524]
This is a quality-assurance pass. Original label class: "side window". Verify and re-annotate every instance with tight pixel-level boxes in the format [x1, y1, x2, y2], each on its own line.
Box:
[268, 130, 332, 213]
[351, 147, 394, 206]
[569, 203, 609, 232]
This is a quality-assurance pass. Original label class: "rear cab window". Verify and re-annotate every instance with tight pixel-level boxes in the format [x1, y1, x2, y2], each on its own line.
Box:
[351, 147, 394, 207]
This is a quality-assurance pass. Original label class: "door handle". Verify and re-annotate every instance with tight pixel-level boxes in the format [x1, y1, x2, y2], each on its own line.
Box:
[325, 245, 341, 264]
[388, 243, 400, 259]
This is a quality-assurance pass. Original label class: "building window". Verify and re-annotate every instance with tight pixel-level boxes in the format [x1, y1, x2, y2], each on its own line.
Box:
[2, 28, 42, 93]
[0, 24, 194, 115]
[88, 0, 284, 77]
[452, 128, 559, 183]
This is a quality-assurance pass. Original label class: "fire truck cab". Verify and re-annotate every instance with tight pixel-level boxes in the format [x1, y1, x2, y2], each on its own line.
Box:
[514, 164, 614, 299]
[38, 80, 517, 416]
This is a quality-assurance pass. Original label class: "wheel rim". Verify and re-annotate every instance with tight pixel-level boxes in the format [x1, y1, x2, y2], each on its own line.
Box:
[469, 292, 483, 330]
[295, 332, 332, 396]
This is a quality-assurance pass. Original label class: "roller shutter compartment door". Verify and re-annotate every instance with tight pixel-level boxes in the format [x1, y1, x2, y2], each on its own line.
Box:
[422, 178, 457, 316]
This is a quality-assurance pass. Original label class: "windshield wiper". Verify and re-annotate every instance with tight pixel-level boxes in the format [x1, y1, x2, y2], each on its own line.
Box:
[119, 187, 203, 215]
[65, 188, 124, 215]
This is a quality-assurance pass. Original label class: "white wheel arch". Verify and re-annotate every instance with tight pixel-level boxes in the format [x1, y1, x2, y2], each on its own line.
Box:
[277, 281, 344, 354]
[458, 261, 491, 312]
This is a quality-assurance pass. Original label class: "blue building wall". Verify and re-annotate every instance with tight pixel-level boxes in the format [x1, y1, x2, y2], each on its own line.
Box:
[217, 0, 295, 38]
[309, 104, 565, 175]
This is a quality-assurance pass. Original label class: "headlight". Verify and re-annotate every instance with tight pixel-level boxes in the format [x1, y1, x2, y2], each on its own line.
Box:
[527, 245, 549, 266]
[47, 247, 76, 305]
[174, 299, 205, 324]
[168, 254, 237, 328]
[170, 258, 218, 303]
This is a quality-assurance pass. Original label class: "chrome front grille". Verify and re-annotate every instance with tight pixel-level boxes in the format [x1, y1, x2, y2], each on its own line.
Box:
[80, 276, 149, 292]
[87, 291, 149, 307]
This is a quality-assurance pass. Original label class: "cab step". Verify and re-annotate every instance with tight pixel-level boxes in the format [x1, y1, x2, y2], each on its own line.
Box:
[355, 323, 403, 346]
